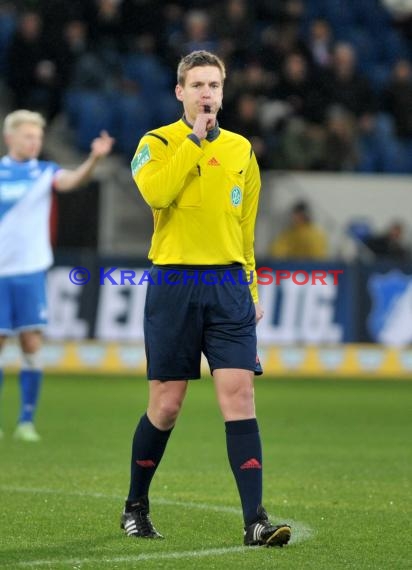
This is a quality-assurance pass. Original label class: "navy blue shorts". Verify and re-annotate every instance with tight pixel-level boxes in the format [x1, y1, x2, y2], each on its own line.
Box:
[144, 264, 262, 380]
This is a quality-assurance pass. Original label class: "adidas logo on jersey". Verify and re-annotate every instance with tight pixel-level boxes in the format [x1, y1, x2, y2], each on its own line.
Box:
[207, 157, 220, 166]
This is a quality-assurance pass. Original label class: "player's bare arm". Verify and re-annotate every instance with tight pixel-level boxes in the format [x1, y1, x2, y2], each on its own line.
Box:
[54, 131, 115, 192]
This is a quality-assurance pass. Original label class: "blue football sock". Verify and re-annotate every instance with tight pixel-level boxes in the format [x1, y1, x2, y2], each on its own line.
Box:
[0, 369, 3, 424]
[226, 418, 263, 527]
[127, 413, 172, 504]
[19, 369, 43, 423]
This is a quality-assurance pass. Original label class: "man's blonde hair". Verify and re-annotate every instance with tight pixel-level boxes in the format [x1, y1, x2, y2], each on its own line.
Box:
[177, 50, 226, 86]
[3, 110, 46, 135]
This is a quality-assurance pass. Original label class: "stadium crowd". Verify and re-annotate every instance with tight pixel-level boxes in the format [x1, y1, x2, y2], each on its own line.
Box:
[0, 0, 412, 172]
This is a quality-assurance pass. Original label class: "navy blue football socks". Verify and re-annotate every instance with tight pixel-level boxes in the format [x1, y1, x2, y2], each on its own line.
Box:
[127, 413, 172, 504]
[19, 369, 42, 423]
[225, 418, 263, 527]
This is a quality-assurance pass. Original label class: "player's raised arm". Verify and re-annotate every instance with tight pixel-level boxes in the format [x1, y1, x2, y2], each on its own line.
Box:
[54, 131, 115, 192]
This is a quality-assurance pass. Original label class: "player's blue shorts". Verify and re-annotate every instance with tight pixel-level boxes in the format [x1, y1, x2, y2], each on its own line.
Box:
[0, 271, 47, 335]
[144, 263, 262, 380]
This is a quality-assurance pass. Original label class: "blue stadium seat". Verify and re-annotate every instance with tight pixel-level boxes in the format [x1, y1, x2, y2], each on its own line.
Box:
[323, 0, 357, 31]
[148, 93, 181, 127]
[375, 113, 397, 138]
[56, 0, 412, 170]
[64, 91, 115, 152]
[302, 0, 324, 22]
[63, 90, 83, 127]
[378, 137, 411, 173]
[346, 219, 373, 242]
[341, 28, 377, 71]
[356, 142, 380, 173]
[121, 54, 172, 98]
[112, 93, 154, 158]
[353, 0, 391, 32]
[359, 113, 410, 173]
[404, 139, 412, 172]
[378, 30, 410, 64]
[364, 64, 391, 93]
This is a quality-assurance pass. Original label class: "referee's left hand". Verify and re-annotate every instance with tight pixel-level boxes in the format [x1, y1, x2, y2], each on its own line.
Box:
[255, 303, 264, 324]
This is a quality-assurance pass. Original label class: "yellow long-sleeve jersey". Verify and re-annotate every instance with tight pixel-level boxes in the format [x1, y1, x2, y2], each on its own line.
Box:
[131, 118, 261, 302]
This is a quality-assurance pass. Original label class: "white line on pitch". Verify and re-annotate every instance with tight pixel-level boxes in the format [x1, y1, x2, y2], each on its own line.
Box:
[17, 546, 253, 568]
[0, 484, 314, 549]
[17, 547, 252, 567]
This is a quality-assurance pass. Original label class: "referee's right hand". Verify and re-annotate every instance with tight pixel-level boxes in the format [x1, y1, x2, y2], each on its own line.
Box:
[255, 303, 264, 324]
[192, 105, 216, 140]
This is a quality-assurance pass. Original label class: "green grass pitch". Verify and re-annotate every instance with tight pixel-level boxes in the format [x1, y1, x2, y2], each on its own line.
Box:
[0, 375, 411, 569]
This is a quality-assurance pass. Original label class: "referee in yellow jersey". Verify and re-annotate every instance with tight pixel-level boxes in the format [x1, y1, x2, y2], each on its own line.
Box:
[121, 50, 291, 548]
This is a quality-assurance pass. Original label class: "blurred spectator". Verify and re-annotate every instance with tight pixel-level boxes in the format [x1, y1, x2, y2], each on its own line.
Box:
[306, 19, 333, 70]
[274, 118, 325, 170]
[58, 20, 90, 88]
[274, 52, 324, 123]
[260, 22, 310, 72]
[68, 28, 118, 93]
[7, 11, 63, 119]
[392, 8, 412, 42]
[163, 0, 217, 8]
[2, 0, 411, 171]
[257, 0, 305, 24]
[235, 59, 276, 97]
[227, 93, 271, 168]
[322, 107, 358, 171]
[322, 43, 376, 120]
[213, 0, 254, 42]
[88, 0, 124, 52]
[269, 200, 329, 259]
[121, 0, 163, 47]
[212, 0, 256, 66]
[184, 9, 216, 53]
[383, 59, 412, 138]
[381, 0, 412, 18]
[36, 0, 89, 46]
[169, 9, 217, 59]
[222, 59, 276, 124]
[365, 221, 410, 261]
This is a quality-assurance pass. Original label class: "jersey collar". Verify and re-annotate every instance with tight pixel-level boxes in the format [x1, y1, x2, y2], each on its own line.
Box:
[4, 155, 38, 167]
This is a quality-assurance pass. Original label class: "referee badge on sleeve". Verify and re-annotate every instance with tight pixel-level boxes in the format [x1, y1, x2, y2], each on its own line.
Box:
[231, 186, 242, 206]
[131, 144, 151, 175]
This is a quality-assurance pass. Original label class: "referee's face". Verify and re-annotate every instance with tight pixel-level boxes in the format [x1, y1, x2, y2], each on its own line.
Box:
[6, 123, 44, 161]
[176, 65, 223, 125]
